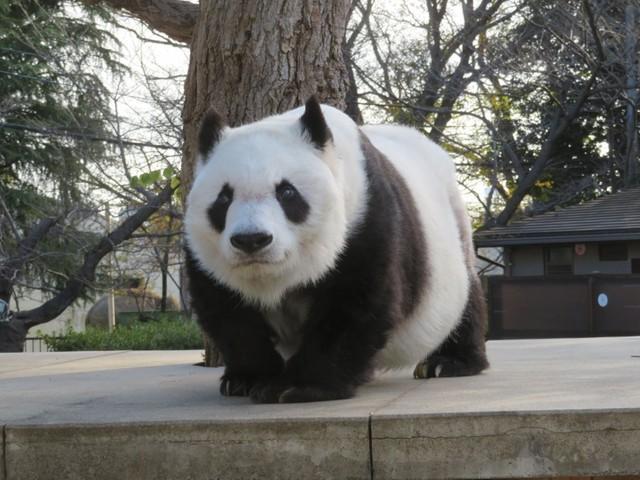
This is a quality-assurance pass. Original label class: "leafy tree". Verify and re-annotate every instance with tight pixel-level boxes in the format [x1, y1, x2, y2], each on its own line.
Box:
[0, 0, 123, 299]
[0, 0, 179, 352]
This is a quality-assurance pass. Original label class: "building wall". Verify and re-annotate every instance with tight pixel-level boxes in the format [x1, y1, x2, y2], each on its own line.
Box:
[574, 242, 632, 274]
[509, 246, 544, 276]
[509, 241, 640, 276]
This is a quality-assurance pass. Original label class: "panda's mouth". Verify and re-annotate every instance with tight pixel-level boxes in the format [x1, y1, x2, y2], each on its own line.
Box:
[234, 257, 284, 268]
[233, 251, 290, 269]
[236, 259, 275, 266]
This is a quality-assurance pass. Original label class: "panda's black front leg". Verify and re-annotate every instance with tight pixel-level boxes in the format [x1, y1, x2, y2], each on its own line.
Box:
[185, 249, 284, 397]
[206, 307, 285, 397]
[214, 308, 285, 397]
[250, 292, 391, 403]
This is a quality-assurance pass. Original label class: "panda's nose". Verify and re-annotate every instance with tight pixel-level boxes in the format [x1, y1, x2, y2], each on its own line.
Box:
[230, 232, 273, 254]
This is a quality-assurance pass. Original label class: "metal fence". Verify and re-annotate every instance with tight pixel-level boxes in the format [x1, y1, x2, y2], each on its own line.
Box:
[23, 337, 52, 353]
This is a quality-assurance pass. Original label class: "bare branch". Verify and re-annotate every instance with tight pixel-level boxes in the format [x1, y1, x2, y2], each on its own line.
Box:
[16, 184, 175, 327]
[81, 0, 199, 44]
[0, 122, 176, 150]
[582, 0, 606, 63]
[0, 216, 61, 302]
[494, 70, 600, 226]
[0, 192, 21, 242]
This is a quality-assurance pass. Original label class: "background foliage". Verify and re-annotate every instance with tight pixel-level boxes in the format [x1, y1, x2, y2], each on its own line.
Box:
[43, 315, 203, 351]
[0, 0, 123, 296]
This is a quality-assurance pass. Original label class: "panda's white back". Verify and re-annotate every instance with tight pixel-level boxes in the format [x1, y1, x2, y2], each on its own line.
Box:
[360, 124, 471, 369]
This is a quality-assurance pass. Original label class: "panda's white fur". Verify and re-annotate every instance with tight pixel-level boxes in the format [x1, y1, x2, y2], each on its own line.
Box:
[361, 125, 469, 368]
[186, 103, 470, 371]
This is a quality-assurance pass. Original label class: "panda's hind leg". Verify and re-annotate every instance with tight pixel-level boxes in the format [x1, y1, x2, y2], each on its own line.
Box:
[414, 276, 489, 379]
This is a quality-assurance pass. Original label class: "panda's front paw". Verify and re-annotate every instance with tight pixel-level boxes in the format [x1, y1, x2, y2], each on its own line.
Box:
[250, 381, 353, 403]
[413, 354, 489, 379]
[220, 373, 261, 397]
[249, 380, 290, 403]
[278, 385, 354, 403]
[413, 360, 431, 379]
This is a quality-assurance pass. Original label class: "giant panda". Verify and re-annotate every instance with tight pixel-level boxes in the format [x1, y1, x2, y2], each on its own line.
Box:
[184, 97, 489, 403]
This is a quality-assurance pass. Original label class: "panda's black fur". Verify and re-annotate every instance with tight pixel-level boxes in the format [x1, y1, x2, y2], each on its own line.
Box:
[185, 97, 488, 403]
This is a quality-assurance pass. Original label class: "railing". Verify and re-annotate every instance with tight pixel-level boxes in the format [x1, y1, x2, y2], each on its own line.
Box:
[23, 337, 53, 353]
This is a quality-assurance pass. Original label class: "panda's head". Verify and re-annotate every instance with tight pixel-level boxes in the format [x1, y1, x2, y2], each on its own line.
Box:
[185, 97, 349, 306]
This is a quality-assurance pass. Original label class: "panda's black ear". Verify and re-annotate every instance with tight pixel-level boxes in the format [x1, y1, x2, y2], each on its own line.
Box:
[300, 96, 332, 150]
[198, 108, 226, 159]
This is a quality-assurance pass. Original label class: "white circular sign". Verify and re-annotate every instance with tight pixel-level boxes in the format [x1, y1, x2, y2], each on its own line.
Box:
[597, 293, 608, 308]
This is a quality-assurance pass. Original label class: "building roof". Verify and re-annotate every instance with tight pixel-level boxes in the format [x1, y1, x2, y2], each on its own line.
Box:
[474, 186, 640, 247]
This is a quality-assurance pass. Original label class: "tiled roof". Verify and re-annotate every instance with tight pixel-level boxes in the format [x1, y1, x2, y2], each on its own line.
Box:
[474, 186, 640, 247]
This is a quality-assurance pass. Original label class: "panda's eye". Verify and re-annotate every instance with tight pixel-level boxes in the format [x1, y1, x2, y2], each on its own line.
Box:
[276, 182, 298, 202]
[208, 184, 233, 233]
[216, 184, 233, 205]
[217, 192, 231, 205]
[276, 179, 309, 223]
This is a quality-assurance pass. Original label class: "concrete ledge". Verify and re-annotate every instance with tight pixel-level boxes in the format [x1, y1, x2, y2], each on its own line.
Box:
[1, 426, 5, 480]
[372, 410, 640, 479]
[1, 337, 639, 479]
[6, 419, 369, 480]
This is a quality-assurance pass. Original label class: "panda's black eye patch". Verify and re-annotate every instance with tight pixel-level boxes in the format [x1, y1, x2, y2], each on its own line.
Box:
[207, 183, 233, 233]
[276, 180, 309, 224]
[217, 189, 231, 205]
[276, 183, 297, 202]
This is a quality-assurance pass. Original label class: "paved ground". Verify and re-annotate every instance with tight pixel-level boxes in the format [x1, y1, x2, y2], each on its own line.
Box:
[1, 337, 639, 479]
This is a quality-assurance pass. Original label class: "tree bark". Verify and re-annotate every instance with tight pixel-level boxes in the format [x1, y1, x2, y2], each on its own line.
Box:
[83, 0, 198, 43]
[160, 247, 169, 312]
[0, 320, 27, 353]
[181, 0, 352, 365]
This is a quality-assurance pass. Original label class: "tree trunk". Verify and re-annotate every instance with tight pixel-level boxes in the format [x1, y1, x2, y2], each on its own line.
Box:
[0, 319, 28, 353]
[624, 4, 639, 187]
[181, 0, 352, 366]
[160, 248, 169, 313]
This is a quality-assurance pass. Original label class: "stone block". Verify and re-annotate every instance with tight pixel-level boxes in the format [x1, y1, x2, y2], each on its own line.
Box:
[6, 419, 370, 480]
[371, 410, 640, 479]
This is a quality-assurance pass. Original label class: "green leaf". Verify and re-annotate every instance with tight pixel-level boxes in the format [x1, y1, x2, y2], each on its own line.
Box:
[139, 173, 152, 186]
[148, 170, 161, 184]
[163, 167, 175, 179]
[130, 176, 141, 188]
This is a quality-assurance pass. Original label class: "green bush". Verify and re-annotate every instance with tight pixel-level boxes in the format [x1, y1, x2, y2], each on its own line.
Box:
[116, 310, 183, 326]
[43, 317, 204, 351]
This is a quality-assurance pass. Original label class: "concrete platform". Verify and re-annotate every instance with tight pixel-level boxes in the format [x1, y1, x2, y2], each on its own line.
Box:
[1, 337, 639, 479]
